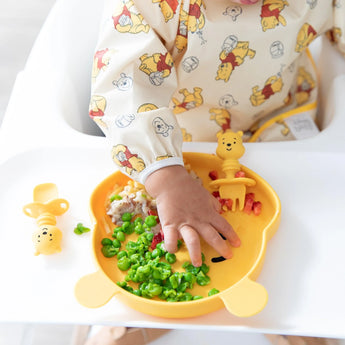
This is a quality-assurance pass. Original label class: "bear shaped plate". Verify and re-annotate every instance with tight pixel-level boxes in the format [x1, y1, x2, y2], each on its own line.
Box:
[75, 152, 281, 318]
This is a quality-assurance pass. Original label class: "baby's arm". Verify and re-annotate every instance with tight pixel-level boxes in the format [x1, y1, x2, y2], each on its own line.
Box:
[145, 165, 241, 267]
[91, 0, 240, 266]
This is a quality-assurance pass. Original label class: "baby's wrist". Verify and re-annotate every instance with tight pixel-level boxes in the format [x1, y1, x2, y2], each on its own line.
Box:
[144, 165, 188, 198]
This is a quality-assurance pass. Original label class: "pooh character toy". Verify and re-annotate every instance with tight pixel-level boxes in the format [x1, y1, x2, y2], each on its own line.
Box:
[23, 183, 69, 256]
[210, 130, 256, 211]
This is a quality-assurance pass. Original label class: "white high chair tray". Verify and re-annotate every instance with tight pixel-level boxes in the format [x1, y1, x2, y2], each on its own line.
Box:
[0, 0, 345, 337]
[0, 118, 345, 337]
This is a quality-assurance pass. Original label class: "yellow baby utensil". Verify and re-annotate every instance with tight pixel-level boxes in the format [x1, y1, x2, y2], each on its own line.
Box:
[210, 130, 256, 211]
[23, 183, 69, 256]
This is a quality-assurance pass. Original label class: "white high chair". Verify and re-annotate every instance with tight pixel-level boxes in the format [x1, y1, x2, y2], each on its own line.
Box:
[0, 0, 345, 343]
[1, 0, 345, 156]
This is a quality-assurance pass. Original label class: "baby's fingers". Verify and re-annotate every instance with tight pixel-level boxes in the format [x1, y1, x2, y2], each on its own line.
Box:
[162, 225, 180, 253]
[198, 224, 234, 260]
[179, 225, 203, 267]
[211, 214, 241, 248]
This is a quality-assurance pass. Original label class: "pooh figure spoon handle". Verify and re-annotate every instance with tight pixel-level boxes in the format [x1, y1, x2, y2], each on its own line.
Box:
[23, 183, 69, 256]
[210, 130, 256, 211]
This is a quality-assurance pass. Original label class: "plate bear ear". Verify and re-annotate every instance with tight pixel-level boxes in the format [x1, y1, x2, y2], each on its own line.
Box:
[237, 131, 243, 138]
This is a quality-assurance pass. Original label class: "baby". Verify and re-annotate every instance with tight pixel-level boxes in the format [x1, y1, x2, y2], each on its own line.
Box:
[89, 0, 345, 266]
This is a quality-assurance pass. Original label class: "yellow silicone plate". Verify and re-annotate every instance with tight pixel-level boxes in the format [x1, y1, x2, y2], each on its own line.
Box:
[75, 152, 281, 318]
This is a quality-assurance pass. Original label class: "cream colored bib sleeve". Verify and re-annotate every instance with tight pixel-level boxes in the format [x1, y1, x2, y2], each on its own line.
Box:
[89, 0, 184, 183]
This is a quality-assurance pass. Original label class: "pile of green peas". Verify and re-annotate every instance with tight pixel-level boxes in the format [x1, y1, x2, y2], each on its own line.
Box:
[100, 212, 220, 301]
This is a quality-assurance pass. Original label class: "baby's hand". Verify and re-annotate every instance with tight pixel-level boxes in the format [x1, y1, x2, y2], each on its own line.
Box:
[145, 165, 241, 267]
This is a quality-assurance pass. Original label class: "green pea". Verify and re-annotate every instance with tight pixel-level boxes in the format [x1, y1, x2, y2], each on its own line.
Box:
[177, 282, 189, 293]
[130, 253, 141, 264]
[200, 263, 210, 274]
[124, 285, 134, 293]
[163, 288, 177, 299]
[116, 231, 126, 242]
[134, 224, 144, 234]
[183, 272, 193, 282]
[208, 288, 220, 296]
[113, 226, 122, 233]
[147, 283, 162, 296]
[74, 227, 83, 235]
[144, 215, 157, 228]
[144, 251, 152, 261]
[133, 289, 141, 296]
[131, 262, 140, 270]
[121, 212, 133, 222]
[179, 292, 193, 301]
[117, 257, 131, 271]
[117, 281, 127, 288]
[101, 238, 113, 246]
[137, 265, 151, 276]
[145, 232, 154, 242]
[117, 250, 128, 259]
[182, 261, 191, 269]
[134, 217, 143, 225]
[152, 248, 163, 259]
[169, 275, 179, 289]
[165, 252, 176, 264]
[126, 223, 135, 235]
[74, 223, 91, 235]
[193, 295, 203, 300]
[112, 239, 121, 248]
[101, 245, 118, 258]
[156, 243, 166, 253]
[121, 221, 131, 231]
[196, 272, 211, 286]
[110, 194, 122, 202]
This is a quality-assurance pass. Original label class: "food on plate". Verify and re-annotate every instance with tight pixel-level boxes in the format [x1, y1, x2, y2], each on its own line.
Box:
[102, 180, 219, 302]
